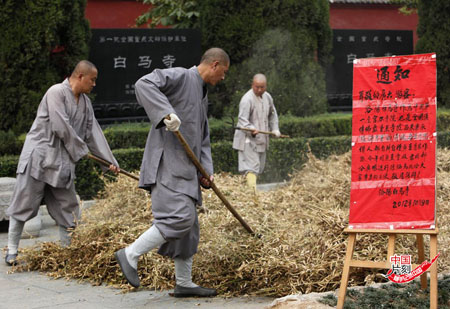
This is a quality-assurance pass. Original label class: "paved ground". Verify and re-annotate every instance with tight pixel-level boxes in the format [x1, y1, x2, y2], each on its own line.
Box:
[0, 211, 275, 309]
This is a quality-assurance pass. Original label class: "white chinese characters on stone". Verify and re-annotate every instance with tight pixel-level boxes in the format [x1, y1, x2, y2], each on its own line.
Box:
[162, 55, 176, 68]
[138, 56, 152, 69]
[114, 56, 126, 69]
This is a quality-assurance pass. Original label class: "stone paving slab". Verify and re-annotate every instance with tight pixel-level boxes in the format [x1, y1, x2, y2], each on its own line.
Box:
[0, 177, 16, 192]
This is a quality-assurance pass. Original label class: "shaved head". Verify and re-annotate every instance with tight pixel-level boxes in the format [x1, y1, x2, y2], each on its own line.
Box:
[71, 60, 97, 77]
[200, 48, 230, 66]
[252, 73, 267, 97]
[253, 73, 266, 83]
[69, 60, 98, 96]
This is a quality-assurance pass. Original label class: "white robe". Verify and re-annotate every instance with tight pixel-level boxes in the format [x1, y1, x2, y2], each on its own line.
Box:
[232, 89, 279, 174]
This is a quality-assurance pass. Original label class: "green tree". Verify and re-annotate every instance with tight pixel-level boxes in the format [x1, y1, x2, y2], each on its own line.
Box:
[136, 0, 332, 118]
[136, 0, 199, 28]
[52, 0, 91, 77]
[390, 0, 419, 14]
[223, 28, 327, 118]
[415, 0, 450, 108]
[0, 0, 90, 134]
[199, 0, 332, 118]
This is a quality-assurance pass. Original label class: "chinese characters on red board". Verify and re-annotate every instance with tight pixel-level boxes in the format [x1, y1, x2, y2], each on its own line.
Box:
[349, 53, 437, 229]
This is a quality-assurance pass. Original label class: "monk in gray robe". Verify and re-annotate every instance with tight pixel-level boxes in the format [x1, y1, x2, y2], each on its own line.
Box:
[5, 60, 119, 266]
[232, 73, 280, 191]
[115, 48, 229, 298]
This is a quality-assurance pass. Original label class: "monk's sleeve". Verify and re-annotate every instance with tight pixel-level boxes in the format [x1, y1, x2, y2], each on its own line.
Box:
[47, 87, 88, 162]
[135, 69, 182, 128]
[85, 115, 119, 171]
[200, 119, 213, 176]
[267, 94, 280, 132]
[237, 95, 255, 135]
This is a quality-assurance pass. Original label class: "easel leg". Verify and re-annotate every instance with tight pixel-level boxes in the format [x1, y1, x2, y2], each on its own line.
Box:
[416, 234, 427, 290]
[337, 233, 356, 309]
[429, 234, 438, 309]
[386, 234, 396, 262]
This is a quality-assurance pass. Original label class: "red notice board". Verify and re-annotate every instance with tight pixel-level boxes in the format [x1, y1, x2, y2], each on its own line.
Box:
[349, 53, 437, 229]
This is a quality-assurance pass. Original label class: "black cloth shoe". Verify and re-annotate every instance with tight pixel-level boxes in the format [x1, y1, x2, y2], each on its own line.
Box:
[5, 253, 18, 266]
[174, 285, 218, 298]
[114, 248, 140, 288]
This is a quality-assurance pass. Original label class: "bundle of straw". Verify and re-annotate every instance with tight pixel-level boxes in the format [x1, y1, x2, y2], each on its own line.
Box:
[17, 150, 450, 297]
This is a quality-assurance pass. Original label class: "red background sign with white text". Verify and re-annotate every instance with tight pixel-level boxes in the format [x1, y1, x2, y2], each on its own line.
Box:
[349, 53, 437, 229]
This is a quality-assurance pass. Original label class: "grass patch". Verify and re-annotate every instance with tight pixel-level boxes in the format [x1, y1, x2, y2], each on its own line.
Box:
[320, 275, 450, 308]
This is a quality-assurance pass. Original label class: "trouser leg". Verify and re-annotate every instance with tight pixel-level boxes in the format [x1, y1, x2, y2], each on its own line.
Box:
[7, 217, 25, 255]
[6, 168, 45, 222]
[45, 182, 80, 246]
[45, 182, 80, 229]
[174, 255, 197, 288]
[59, 225, 72, 247]
[125, 225, 166, 269]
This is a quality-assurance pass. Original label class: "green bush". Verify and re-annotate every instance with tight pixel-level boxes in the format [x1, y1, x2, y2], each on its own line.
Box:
[208, 118, 234, 143]
[308, 136, 352, 160]
[210, 141, 238, 174]
[103, 124, 150, 149]
[5, 111, 450, 156]
[279, 114, 352, 138]
[75, 148, 145, 200]
[208, 114, 353, 143]
[0, 155, 19, 178]
[437, 108, 450, 131]
[0, 131, 21, 156]
[437, 130, 450, 148]
[112, 148, 144, 172]
[74, 158, 105, 200]
[3, 131, 450, 199]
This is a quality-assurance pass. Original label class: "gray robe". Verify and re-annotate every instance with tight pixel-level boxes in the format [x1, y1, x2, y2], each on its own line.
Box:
[7, 79, 118, 226]
[17, 79, 118, 186]
[134, 66, 213, 258]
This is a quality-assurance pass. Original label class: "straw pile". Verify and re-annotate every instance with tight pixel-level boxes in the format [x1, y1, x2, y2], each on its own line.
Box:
[15, 150, 450, 297]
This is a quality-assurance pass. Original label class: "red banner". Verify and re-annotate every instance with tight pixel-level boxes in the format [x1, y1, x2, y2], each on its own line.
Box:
[349, 53, 437, 229]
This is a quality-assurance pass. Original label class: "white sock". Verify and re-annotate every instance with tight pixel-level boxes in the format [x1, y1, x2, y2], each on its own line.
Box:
[174, 256, 198, 288]
[7, 217, 25, 255]
[125, 225, 165, 269]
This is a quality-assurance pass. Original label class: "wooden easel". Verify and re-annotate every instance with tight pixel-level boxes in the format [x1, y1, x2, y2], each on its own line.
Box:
[337, 228, 439, 309]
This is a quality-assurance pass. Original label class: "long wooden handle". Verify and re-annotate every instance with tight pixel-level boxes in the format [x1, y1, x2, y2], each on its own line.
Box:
[172, 130, 257, 236]
[235, 126, 290, 138]
[87, 153, 140, 181]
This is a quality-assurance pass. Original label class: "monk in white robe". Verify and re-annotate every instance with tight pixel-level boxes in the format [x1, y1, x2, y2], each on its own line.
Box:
[115, 48, 229, 298]
[232, 74, 280, 191]
[5, 60, 119, 266]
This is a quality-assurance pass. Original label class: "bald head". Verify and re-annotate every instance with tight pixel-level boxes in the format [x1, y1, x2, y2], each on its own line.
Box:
[71, 60, 97, 77]
[69, 60, 98, 97]
[197, 48, 230, 86]
[252, 73, 267, 97]
[200, 48, 230, 66]
[253, 73, 267, 83]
